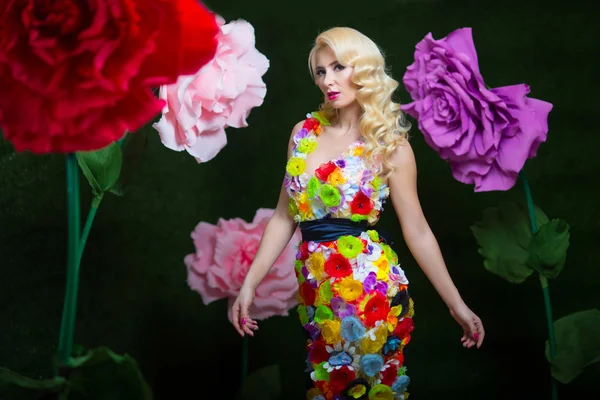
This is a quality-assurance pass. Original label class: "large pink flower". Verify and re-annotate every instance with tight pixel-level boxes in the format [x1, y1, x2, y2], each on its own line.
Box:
[184, 209, 301, 321]
[153, 16, 269, 162]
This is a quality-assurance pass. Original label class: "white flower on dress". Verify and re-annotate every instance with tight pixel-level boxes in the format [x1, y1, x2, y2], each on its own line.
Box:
[323, 341, 361, 372]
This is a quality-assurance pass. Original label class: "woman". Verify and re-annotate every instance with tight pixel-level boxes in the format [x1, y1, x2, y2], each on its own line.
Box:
[231, 27, 485, 400]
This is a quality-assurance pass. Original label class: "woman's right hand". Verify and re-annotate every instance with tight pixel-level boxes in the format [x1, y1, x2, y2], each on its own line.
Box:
[231, 284, 259, 337]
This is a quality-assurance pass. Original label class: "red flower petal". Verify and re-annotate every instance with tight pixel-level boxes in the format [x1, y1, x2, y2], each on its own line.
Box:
[299, 282, 316, 306]
[329, 366, 356, 394]
[309, 338, 329, 364]
[350, 190, 375, 215]
[393, 317, 415, 339]
[0, 0, 218, 154]
[381, 364, 399, 386]
[315, 161, 337, 182]
[364, 292, 390, 327]
[324, 254, 352, 278]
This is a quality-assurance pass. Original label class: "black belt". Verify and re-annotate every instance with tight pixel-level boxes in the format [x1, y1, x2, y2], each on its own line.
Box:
[299, 218, 392, 244]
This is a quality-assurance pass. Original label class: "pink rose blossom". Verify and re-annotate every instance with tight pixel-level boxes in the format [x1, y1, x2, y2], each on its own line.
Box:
[153, 16, 269, 162]
[184, 208, 301, 321]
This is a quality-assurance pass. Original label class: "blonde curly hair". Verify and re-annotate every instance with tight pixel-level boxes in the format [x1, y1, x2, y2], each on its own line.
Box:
[308, 27, 411, 178]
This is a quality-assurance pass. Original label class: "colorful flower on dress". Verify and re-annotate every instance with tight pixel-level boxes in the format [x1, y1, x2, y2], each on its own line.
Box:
[329, 366, 356, 394]
[382, 335, 402, 356]
[343, 378, 371, 400]
[307, 177, 322, 199]
[315, 305, 334, 324]
[328, 168, 347, 186]
[341, 316, 366, 342]
[306, 251, 326, 280]
[337, 277, 364, 302]
[391, 375, 410, 397]
[325, 254, 353, 278]
[287, 157, 307, 176]
[298, 137, 318, 153]
[350, 190, 375, 215]
[361, 321, 388, 353]
[319, 184, 343, 207]
[330, 297, 356, 319]
[299, 281, 316, 305]
[338, 236, 366, 259]
[393, 317, 415, 340]
[323, 341, 360, 372]
[368, 384, 394, 400]
[311, 361, 330, 382]
[309, 338, 330, 364]
[322, 319, 342, 344]
[315, 161, 338, 182]
[361, 354, 384, 377]
[379, 359, 400, 386]
[362, 292, 391, 327]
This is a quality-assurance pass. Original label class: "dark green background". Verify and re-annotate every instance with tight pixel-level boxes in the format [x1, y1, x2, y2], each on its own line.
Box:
[1, 0, 599, 398]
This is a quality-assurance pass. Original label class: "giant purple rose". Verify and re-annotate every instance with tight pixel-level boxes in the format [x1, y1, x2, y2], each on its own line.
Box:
[401, 28, 553, 192]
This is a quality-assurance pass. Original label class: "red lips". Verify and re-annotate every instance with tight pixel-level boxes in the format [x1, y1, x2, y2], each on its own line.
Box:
[327, 91, 340, 100]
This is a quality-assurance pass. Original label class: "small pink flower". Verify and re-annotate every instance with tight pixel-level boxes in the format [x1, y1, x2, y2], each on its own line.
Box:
[184, 209, 301, 321]
[153, 16, 269, 162]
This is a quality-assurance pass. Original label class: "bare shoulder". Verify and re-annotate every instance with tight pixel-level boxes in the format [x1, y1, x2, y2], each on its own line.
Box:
[390, 138, 417, 170]
[286, 120, 306, 156]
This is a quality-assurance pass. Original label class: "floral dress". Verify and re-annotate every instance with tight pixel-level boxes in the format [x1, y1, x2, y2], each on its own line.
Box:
[285, 112, 415, 400]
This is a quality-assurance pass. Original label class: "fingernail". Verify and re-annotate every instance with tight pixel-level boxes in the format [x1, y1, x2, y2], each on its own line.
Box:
[474, 333, 479, 340]
[241, 318, 246, 325]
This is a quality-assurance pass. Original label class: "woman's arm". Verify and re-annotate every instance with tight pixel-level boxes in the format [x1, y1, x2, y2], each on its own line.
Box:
[388, 141, 485, 348]
[231, 121, 304, 336]
[240, 121, 303, 290]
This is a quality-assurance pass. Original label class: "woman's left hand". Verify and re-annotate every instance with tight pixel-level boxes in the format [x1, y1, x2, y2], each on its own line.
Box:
[450, 302, 485, 349]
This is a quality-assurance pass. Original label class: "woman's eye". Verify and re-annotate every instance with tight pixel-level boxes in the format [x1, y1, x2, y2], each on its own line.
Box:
[335, 64, 345, 71]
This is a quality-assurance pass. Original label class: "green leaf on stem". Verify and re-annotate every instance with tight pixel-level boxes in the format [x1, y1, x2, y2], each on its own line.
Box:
[546, 309, 600, 384]
[65, 346, 153, 400]
[471, 202, 549, 283]
[0, 367, 68, 399]
[76, 142, 123, 197]
[235, 364, 281, 400]
[529, 219, 570, 279]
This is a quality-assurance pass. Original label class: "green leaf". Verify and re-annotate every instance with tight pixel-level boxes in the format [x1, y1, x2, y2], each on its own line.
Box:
[0, 367, 68, 399]
[546, 309, 600, 384]
[76, 142, 123, 197]
[529, 219, 570, 279]
[66, 346, 153, 400]
[471, 202, 547, 283]
[235, 364, 281, 400]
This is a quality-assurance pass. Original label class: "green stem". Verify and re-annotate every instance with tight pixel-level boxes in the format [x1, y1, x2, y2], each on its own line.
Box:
[79, 196, 102, 263]
[241, 334, 249, 385]
[520, 170, 558, 400]
[57, 154, 82, 367]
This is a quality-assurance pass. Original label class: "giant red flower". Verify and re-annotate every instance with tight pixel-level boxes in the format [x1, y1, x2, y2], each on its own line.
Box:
[0, 0, 219, 154]
[393, 316, 415, 339]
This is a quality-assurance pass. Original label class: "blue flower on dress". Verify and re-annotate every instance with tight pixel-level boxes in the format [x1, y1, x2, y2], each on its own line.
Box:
[313, 396, 325, 400]
[383, 335, 401, 355]
[304, 357, 314, 373]
[361, 354, 384, 377]
[391, 375, 410, 394]
[341, 316, 366, 342]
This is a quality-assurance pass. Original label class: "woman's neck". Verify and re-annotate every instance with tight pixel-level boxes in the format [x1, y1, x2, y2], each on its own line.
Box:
[333, 101, 363, 137]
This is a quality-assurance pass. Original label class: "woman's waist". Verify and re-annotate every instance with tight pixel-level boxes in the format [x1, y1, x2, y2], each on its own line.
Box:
[299, 218, 391, 244]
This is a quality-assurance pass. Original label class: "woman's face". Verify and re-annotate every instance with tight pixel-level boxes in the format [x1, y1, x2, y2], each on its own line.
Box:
[313, 47, 358, 109]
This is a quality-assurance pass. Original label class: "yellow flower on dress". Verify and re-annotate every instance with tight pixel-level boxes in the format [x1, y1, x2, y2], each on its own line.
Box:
[306, 252, 325, 279]
[387, 305, 402, 332]
[298, 138, 317, 154]
[286, 157, 306, 176]
[375, 255, 390, 281]
[322, 319, 341, 344]
[337, 277, 363, 302]
[353, 145, 363, 156]
[368, 384, 394, 400]
[327, 168, 347, 186]
[408, 298, 415, 318]
[306, 388, 322, 400]
[361, 323, 388, 353]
